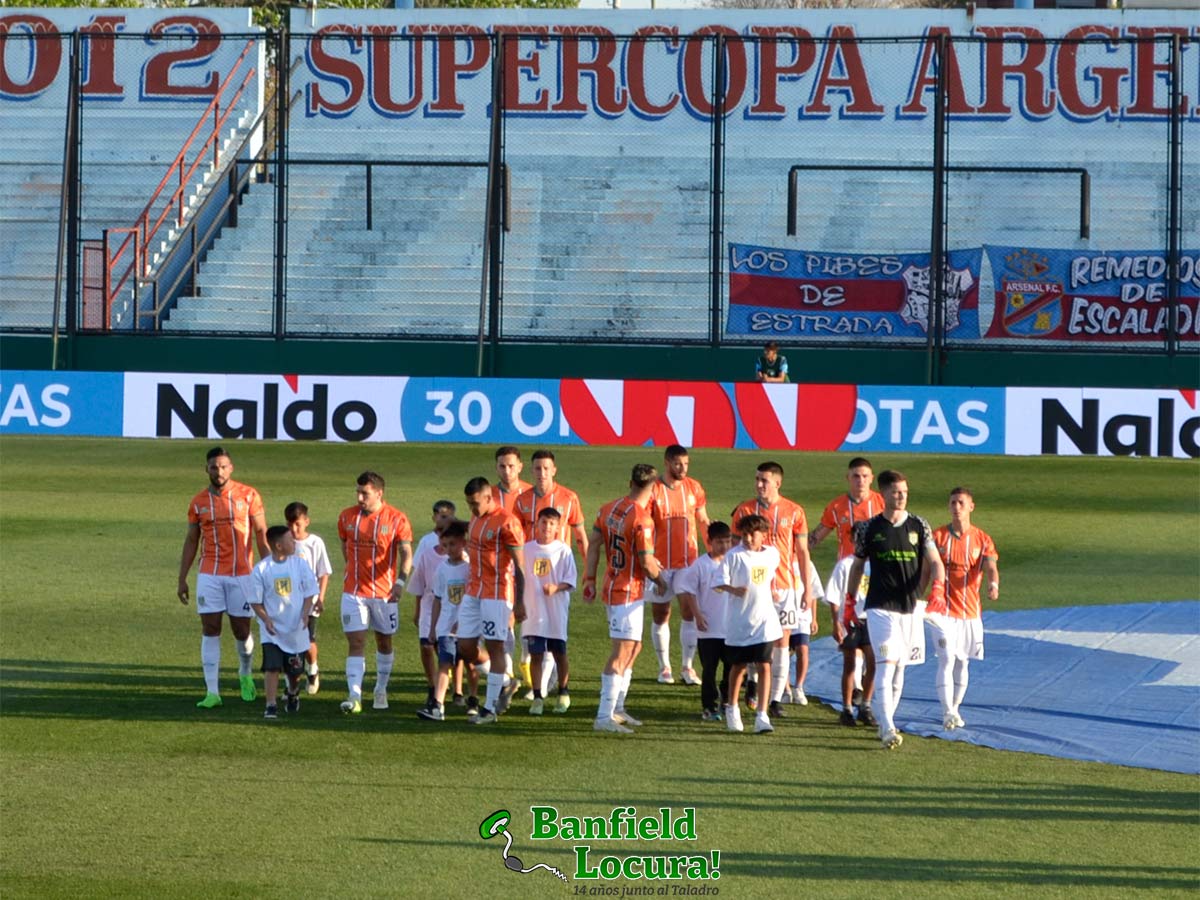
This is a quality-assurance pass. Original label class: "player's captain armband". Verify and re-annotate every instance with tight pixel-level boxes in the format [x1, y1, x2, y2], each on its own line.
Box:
[926, 580, 947, 615]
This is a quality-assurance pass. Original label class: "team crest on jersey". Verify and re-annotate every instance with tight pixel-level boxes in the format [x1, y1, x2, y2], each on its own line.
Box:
[751, 567, 767, 584]
[236, 501, 246, 512]
[534, 557, 551, 577]
[274, 577, 292, 597]
[909, 532, 919, 546]
[486, 529, 495, 539]
[381, 525, 390, 535]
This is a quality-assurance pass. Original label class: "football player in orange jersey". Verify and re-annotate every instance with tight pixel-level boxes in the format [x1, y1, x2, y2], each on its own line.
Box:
[336, 472, 414, 714]
[730, 461, 812, 720]
[809, 457, 884, 709]
[178, 446, 269, 709]
[583, 464, 668, 734]
[646, 445, 711, 687]
[458, 476, 527, 725]
[513, 449, 588, 694]
[930, 487, 999, 731]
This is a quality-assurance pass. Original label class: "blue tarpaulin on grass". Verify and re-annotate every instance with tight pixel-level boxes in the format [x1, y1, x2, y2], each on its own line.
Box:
[805, 601, 1200, 774]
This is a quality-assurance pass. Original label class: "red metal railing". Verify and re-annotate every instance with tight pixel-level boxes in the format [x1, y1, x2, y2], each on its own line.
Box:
[100, 39, 257, 330]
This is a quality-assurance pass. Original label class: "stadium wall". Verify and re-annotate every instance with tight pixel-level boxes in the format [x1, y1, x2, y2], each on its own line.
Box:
[1, 334, 1196, 389]
[2, 369, 1195, 459]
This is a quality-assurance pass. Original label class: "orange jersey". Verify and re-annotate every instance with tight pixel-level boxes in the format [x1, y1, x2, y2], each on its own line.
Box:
[466, 508, 525, 601]
[492, 480, 531, 513]
[933, 524, 998, 620]
[730, 496, 808, 589]
[594, 497, 656, 606]
[820, 491, 885, 559]
[187, 481, 264, 577]
[648, 476, 707, 570]
[513, 484, 585, 549]
[337, 504, 413, 599]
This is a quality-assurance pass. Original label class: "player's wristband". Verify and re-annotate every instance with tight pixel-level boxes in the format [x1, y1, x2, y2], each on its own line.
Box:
[396, 576, 408, 591]
[584, 575, 596, 582]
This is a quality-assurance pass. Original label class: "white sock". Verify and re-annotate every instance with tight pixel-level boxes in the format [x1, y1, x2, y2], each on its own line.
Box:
[679, 620, 698, 671]
[875, 660, 897, 736]
[952, 659, 970, 712]
[854, 651, 864, 691]
[475, 660, 490, 678]
[936, 653, 955, 716]
[615, 669, 632, 712]
[485, 672, 505, 712]
[597, 673, 616, 721]
[375, 651, 394, 694]
[305, 662, 318, 677]
[771, 646, 788, 702]
[891, 664, 907, 719]
[541, 653, 555, 696]
[346, 656, 365, 701]
[652, 622, 671, 670]
[201, 635, 221, 694]
[237, 634, 254, 677]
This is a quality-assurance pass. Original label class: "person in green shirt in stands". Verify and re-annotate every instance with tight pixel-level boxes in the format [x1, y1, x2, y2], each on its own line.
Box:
[755, 342, 789, 383]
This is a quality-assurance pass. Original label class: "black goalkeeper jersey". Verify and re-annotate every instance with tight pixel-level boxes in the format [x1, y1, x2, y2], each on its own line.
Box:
[853, 512, 935, 614]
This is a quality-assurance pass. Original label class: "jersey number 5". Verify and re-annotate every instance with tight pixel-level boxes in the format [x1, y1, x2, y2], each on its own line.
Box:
[609, 534, 627, 571]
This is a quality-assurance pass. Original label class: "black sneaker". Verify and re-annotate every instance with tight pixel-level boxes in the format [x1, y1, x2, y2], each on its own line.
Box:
[851, 687, 863, 707]
[264, 704, 278, 720]
[839, 709, 857, 726]
[768, 700, 787, 719]
[452, 692, 465, 707]
[285, 693, 299, 714]
[465, 695, 480, 720]
[416, 703, 445, 721]
[858, 705, 878, 728]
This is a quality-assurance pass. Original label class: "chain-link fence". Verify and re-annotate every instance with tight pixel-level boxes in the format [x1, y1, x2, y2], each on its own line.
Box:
[2, 15, 1196, 360]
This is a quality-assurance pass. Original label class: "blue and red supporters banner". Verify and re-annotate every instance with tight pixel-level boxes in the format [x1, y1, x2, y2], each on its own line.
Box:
[985, 246, 1200, 345]
[727, 244, 983, 341]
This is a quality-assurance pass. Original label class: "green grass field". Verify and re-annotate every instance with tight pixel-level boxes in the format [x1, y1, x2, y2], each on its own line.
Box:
[1, 437, 1197, 899]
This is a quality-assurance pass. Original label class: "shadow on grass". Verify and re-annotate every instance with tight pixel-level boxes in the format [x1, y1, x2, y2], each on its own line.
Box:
[0, 658, 863, 743]
[719, 851, 1199, 890]
[348, 838, 1196, 891]
[534, 781, 1197, 826]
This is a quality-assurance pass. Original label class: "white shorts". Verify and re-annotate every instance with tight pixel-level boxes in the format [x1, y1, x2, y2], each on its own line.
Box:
[646, 570, 677, 604]
[774, 588, 798, 633]
[927, 613, 984, 661]
[866, 607, 926, 666]
[479, 598, 511, 642]
[608, 600, 645, 641]
[341, 593, 400, 635]
[458, 595, 482, 640]
[196, 574, 253, 617]
[417, 595, 434, 641]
